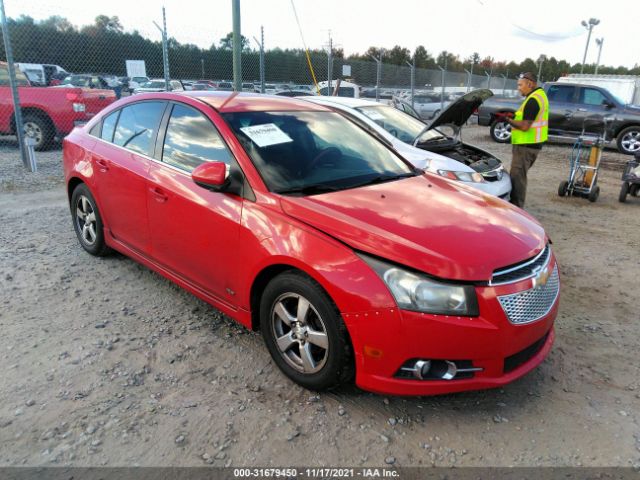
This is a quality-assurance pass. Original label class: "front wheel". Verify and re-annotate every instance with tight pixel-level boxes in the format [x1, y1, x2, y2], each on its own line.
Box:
[619, 182, 629, 203]
[490, 120, 511, 143]
[616, 126, 640, 155]
[260, 272, 354, 390]
[588, 185, 600, 203]
[558, 181, 569, 197]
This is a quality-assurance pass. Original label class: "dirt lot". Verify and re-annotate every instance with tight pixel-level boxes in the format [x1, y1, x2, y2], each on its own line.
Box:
[0, 127, 639, 468]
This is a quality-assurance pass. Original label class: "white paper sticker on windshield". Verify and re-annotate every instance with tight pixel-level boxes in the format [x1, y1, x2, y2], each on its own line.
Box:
[240, 123, 293, 147]
[361, 109, 385, 121]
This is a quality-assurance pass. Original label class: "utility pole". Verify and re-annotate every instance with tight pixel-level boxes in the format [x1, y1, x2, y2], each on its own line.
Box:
[253, 26, 265, 93]
[153, 7, 170, 91]
[327, 31, 333, 95]
[370, 50, 383, 102]
[0, 0, 29, 169]
[595, 38, 604, 74]
[537, 55, 545, 83]
[580, 18, 600, 74]
[232, 0, 242, 92]
[406, 57, 415, 108]
[439, 54, 447, 110]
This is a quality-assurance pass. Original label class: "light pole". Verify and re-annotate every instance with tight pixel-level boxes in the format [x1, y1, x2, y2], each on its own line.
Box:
[152, 6, 170, 91]
[537, 55, 546, 83]
[580, 18, 600, 74]
[594, 38, 604, 74]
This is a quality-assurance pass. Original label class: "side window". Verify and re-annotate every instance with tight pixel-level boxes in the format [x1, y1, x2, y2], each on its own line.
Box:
[581, 88, 607, 106]
[162, 103, 233, 172]
[114, 102, 166, 156]
[89, 122, 101, 137]
[546, 85, 575, 103]
[100, 111, 119, 142]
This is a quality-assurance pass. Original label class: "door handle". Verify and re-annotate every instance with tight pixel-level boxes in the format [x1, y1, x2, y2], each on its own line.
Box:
[149, 186, 169, 203]
[564, 110, 573, 118]
[95, 158, 109, 172]
[577, 108, 588, 112]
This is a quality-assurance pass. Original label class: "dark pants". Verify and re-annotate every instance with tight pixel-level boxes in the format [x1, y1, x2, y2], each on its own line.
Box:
[510, 144, 541, 208]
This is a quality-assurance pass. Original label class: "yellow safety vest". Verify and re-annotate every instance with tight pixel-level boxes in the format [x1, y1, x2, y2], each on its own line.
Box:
[512, 87, 549, 144]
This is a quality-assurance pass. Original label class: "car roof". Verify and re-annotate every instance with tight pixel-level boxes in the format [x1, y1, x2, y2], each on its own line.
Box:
[129, 91, 330, 113]
[301, 96, 381, 109]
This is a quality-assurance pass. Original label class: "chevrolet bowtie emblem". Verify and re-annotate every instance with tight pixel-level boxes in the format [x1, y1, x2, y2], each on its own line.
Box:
[532, 266, 550, 289]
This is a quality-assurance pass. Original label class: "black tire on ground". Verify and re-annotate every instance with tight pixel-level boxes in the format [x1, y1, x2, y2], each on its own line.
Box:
[616, 126, 640, 155]
[558, 181, 569, 197]
[588, 185, 600, 203]
[70, 183, 111, 256]
[619, 182, 629, 203]
[630, 184, 640, 197]
[22, 113, 55, 151]
[490, 120, 512, 143]
[259, 271, 354, 391]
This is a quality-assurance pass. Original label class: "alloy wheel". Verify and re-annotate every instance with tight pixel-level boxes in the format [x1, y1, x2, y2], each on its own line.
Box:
[494, 121, 512, 141]
[75, 195, 97, 246]
[24, 121, 43, 146]
[621, 131, 640, 153]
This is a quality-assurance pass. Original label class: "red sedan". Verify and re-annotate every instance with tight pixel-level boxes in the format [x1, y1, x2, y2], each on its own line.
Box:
[63, 91, 559, 396]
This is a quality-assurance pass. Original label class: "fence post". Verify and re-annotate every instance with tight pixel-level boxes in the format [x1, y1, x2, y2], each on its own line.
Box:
[501, 74, 507, 96]
[405, 59, 415, 108]
[253, 26, 265, 93]
[370, 53, 382, 102]
[153, 7, 170, 91]
[0, 0, 29, 170]
[438, 66, 445, 110]
[232, 0, 242, 91]
[464, 68, 471, 93]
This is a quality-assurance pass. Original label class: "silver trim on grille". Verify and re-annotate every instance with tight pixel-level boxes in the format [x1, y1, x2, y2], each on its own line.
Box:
[490, 245, 550, 286]
[498, 265, 559, 325]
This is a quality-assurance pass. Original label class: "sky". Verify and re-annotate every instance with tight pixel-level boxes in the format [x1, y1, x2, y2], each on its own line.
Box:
[8, 0, 639, 69]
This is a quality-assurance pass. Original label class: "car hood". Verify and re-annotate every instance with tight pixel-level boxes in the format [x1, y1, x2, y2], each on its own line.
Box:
[428, 89, 494, 130]
[279, 174, 546, 281]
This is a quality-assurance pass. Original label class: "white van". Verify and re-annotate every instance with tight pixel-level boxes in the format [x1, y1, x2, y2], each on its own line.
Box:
[317, 80, 361, 98]
[15, 63, 68, 86]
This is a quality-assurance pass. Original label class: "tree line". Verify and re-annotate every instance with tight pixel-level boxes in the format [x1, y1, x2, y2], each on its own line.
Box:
[2, 15, 639, 86]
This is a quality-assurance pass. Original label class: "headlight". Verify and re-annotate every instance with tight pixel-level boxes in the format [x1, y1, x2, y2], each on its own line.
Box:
[359, 254, 479, 316]
[437, 170, 485, 183]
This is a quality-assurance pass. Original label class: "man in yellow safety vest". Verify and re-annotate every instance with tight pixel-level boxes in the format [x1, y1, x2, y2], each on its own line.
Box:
[503, 72, 549, 208]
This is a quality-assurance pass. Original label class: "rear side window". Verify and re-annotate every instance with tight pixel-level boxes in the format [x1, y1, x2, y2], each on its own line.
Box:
[547, 85, 575, 103]
[162, 103, 233, 172]
[114, 102, 166, 156]
[580, 88, 607, 106]
[100, 111, 119, 142]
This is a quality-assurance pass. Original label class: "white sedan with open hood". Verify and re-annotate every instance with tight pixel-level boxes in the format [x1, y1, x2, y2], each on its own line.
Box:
[302, 91, 511, 199]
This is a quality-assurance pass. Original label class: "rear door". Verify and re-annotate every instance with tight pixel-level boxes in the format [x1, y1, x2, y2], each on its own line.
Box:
[147, 102, 243, 302]
[92, 100, 167, 255]
[545, 85, 577, 135]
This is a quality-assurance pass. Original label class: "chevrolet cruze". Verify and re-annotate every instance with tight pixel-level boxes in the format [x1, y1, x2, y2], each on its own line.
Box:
[63, 92, 559, 395]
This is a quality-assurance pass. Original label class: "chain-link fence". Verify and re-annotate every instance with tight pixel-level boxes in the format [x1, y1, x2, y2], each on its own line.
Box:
[0, 2, 519, 169]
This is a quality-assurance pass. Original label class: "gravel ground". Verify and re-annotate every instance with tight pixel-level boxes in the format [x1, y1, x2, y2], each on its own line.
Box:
[0, 126, 639, 468]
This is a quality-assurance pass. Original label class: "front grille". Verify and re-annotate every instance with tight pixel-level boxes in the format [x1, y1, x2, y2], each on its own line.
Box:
[491, 244, 551, 285]
[395, 359, 475, 380]
[498, 265, 559, 325]
[504, 331, 550, 373]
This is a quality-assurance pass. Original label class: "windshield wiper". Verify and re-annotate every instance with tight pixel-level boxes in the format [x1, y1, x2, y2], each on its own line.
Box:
[276, 183, 342, 196]
[349, 172, 416, 189]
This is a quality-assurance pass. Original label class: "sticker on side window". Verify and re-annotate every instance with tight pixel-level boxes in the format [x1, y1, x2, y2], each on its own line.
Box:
[361, 109, 385, 121]
[240, 123, 293, 147]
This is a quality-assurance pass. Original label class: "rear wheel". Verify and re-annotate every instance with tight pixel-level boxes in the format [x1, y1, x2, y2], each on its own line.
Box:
[260, 271, 354, 390]
[70, 183, 111, 256]
[619, 182, 629, 203]
[616, 126, 640, 155]
[22, 113, 55, 151]
[558, 181, 569, 197]
[588, 185, 600, 203]
[490, 120, 511, 143]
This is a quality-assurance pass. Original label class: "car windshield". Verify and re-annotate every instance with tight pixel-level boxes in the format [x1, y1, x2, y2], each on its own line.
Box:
[141, 81, 166, 88]
[222, 110, 415, 195]
[62, 75, 90, 86]
[355, 105, 444, 144]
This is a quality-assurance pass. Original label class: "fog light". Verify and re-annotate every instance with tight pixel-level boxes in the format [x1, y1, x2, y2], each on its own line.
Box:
[414, 360, 431, 379]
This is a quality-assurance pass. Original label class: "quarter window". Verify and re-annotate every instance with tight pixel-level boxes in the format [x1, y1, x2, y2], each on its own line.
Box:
[162, 104, 233, 172]
[113, 102, 166, 156]
[100, 111, 119, 142]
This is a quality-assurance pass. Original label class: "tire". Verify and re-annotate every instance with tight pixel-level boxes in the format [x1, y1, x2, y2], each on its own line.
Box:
[70, 183, 111, 256]
[619, 182, 629, 203]
[558, 181, 569, 197]
[22, 113, 55, 151]
[616, 126, 640, 155]
[588, 185, 600, 203]
[490, 119, 511, 143]
[259, 271, 354, 390]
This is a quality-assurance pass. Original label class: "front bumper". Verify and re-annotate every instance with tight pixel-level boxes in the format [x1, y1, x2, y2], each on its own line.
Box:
[468, 171, 512, 200]
[344, 258, 559, 396]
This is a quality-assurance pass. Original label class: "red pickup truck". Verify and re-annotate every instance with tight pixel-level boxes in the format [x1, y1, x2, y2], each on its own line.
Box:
[1, 62, 116, 150]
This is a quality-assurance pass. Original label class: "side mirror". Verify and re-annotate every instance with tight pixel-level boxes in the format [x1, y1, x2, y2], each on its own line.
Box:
[192, 161, 229, 191]
[603, 100, 615, 109]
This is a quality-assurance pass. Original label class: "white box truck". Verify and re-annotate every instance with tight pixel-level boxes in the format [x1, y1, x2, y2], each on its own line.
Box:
[558, 74, 640, 105]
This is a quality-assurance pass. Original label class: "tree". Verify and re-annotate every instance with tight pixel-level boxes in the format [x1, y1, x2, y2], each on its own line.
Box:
[218, 32, 250, 52]
[387, 45, 411, 65]
[94, 15, 123, 33]
[413, 45, 435, 69]
[40, 16, 75, 32]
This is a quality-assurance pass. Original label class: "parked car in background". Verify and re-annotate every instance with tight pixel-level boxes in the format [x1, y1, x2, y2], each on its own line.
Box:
[128, 76, 150, 90]
[242, 82, 255, 92]
[303, 92, 511, 199]
[0, 62, 116, 150]
[59, 74, 123, 99]
[133, 79, 184, 94]
[216, 81, 234, 91]
[317, 80, 360, 98]
[15, 62, 68, 86]
[413, 93, 450, 120]
[63, 91, 558, 396]
[49, 71, 70, 87]
[478, 82, 640, 155]
[275, 89, 316, 97]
